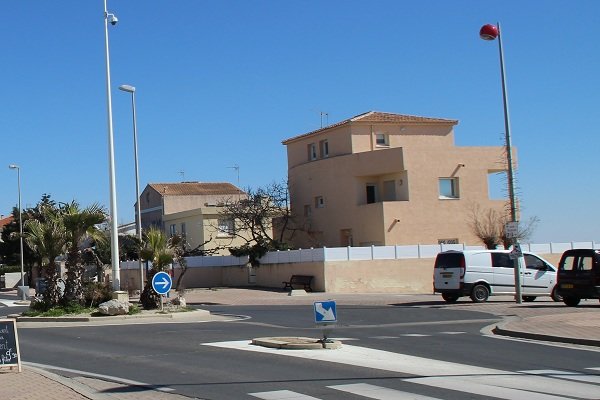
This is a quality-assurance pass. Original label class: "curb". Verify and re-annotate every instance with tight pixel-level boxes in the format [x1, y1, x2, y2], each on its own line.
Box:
[492, 325, 600, 347]
[11, 309, 210, 323]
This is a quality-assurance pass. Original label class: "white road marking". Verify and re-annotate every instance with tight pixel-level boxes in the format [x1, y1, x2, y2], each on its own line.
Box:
[370, 336, 400, 339]
[520, 369, 600, 384]
[439, 331, 465, 335]
[249, 390, 321, 399]
[586, 367, 600, 371]
[24, 362, 175, 392]
[400, 334, 430, 337]
[329, 383, 443, 399]
[404, 376, 577, 400]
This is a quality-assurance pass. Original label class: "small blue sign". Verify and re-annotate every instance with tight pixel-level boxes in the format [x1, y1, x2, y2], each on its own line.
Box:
[314, 300, 337, 323]
[152, 271, 172, 295]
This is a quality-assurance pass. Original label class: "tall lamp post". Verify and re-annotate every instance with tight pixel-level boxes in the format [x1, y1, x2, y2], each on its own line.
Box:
[103, 0, 121, 291]
[8, 164, 25, 301]
[480, 22, 523, 304]
[118, 84, 144, 295]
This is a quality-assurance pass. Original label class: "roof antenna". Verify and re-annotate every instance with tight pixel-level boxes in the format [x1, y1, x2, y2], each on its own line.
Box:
[179, 170, 185, 181]
[227, 164, 240, 186]
[320, 111, 329, 128]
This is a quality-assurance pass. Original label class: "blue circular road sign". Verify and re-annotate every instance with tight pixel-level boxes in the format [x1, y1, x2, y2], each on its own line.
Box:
[152, 271, 173, 295]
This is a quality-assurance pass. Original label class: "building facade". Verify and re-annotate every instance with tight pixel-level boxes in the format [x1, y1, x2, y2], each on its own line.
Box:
[282, 111, 508, 247]
[139, 182, 247, 254]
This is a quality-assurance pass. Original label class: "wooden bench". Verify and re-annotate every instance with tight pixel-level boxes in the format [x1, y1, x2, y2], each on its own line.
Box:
[282, 275, 314, 292]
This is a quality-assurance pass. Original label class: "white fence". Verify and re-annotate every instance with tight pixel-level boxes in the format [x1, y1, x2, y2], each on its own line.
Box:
[120, 241, 600, 270]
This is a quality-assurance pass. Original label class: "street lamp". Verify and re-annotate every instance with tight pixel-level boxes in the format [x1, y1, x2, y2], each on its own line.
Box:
[103, 0, 121, 291]
[8, 164, 25, 301]
[118, 84, 144, 295]
[480, 22, 523, 304]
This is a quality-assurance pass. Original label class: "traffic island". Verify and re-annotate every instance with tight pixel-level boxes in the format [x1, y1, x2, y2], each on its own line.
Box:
[252, 337, 342, 350]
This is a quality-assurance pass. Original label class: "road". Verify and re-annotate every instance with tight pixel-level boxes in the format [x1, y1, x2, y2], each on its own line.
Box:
[10, 302, 600, 399]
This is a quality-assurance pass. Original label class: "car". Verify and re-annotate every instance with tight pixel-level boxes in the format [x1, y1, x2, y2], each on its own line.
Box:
[556, 248, 600, 306]
[433, 249, 560, 303]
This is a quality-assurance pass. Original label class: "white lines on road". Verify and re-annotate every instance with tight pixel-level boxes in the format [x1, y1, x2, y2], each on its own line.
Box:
[329, 383, 443, 399]
[368, 332, 466, 339]
[249, 389, 321, 399]
[520, 369, 600, 385]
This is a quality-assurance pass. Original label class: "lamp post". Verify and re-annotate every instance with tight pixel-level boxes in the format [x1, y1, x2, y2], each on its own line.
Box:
[118, 84, 144, 295]
[103, 0, 121, 291]
[480, 22, 522, 304]
[8, 164, 25, 301]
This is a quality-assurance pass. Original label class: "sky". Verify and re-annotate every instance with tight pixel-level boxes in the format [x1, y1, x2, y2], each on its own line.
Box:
[0, 1, 598, 243]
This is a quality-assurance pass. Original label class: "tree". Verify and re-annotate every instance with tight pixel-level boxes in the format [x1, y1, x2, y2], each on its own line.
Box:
[61, 201, 107, 305]
[139, 228, 176, 309]
[23, 205, 66, 308]
[220, 181, 293, 267]
[468, 204, 539, 249]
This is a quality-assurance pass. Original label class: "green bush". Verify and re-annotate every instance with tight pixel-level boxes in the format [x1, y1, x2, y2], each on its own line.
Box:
[83, 282, 112, 307]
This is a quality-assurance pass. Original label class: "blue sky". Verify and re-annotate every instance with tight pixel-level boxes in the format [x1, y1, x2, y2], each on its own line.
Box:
[1, 1, 598, 243]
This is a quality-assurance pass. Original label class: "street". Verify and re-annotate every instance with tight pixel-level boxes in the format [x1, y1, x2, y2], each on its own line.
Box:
[11, 301, 600, 399]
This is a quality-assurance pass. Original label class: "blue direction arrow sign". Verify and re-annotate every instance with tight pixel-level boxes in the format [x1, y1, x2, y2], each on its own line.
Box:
[152, 271, 172, 295]
[314, 300, 337, 324]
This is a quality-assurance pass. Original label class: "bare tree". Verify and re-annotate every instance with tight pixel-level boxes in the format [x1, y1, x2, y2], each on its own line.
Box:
[469, 203, 540, 249]
[219, 181, 294, 266]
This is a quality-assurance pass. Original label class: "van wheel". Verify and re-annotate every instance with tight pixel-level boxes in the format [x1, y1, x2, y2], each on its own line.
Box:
[470, 284, 490, 303]
[563, 297, 580, 307]
[442, 293, 459, 303]
[522, 296, 536, 302]
[551, 287, 562, 302]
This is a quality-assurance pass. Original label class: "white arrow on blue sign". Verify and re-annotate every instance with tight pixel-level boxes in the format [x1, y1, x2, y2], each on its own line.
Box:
[314, 300, 337, 323]
[152, 271, 172, 295]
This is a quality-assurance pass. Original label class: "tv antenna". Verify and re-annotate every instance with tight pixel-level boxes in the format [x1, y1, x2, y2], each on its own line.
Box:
[178, 170, 185, 181]
[320, 111, 329, 128]
[227, 164, 240, 186]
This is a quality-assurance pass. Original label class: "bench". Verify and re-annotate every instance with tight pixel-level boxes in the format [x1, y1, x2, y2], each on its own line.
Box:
[282, 275, 314, 292]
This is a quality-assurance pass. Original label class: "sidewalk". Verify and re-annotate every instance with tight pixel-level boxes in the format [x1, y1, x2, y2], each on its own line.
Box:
[1, 287, 599, 399]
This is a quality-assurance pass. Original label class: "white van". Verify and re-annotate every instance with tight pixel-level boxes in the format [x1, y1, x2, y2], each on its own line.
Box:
[433, 250, 561, 303]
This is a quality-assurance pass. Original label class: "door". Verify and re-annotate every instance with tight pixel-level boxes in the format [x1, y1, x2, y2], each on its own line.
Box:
[522, 254, 555, 295]
[434, 252, 463, 290]
[491, 252, 515, 294]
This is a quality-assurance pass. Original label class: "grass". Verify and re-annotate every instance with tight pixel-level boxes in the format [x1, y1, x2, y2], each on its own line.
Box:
[23, 303, 95, 317]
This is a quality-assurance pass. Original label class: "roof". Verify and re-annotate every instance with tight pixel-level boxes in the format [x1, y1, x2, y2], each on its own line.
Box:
[282, 111, 458, 144]
[147, 182, 244, 196]
[0, 215, 14, 228]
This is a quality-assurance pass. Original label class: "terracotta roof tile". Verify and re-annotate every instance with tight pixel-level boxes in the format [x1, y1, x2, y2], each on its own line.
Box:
[148, 182, 244, 196]
[282, 111, 458, 144]
[0, 215, 14, 228]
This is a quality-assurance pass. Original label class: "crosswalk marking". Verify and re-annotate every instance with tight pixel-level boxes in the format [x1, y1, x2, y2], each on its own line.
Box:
[405, 376, 576, 400]
[370, 336, 400, 339]
[439, 331, 465, 335]
[249, 390, 321, 399]
[400, 333, 429, 337]
[520, 369, 600, 384]
[329, 383, 443, 399]
[205, 341, 600, 400]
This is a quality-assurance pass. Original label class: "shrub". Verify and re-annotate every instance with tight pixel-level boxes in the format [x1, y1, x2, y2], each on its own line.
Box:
[83, 282, 112, 307]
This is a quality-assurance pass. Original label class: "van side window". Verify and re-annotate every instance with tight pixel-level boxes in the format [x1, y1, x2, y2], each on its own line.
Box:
[492, 253, 512, 269]
[560, 255, 576, 271]
[579, 256, 593, 271]
[525, 255, 546, 270]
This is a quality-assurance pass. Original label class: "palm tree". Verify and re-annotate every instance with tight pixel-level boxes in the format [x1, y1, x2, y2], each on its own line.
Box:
[61, 201, 107, 305]
[139, 228, 175, 309]
[23, 207, 67, 308]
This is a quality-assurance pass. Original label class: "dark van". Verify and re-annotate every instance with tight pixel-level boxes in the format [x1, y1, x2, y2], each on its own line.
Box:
[557, 249, 600, 306]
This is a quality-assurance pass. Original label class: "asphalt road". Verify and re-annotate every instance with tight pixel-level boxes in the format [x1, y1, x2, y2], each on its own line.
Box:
[12, 304, 600, 399]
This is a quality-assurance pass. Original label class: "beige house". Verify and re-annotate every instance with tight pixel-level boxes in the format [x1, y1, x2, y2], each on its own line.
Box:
[139, 182, 247, 254]
[282, 111, 509, 247]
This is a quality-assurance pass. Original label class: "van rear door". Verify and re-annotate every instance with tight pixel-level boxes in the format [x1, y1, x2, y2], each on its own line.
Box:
[434, 251, 463, 290]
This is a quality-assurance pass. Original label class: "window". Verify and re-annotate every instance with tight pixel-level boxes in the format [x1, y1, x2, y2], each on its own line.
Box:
[560, 255, 576, 271]
[314, 196, 324, 208]
[181, 223, 186, 238]
[525, 254, 546, 270]
[366, 184, 377, 204]
[580, 256, 593, 271]
[169, 224, 177, 237]
[375, 133, 389, 147]
[217, 219, 235, 237]
[308, 143, 317, 161]
[439, 178, 459, 199]
[492, 253, 513, 269]
[319, 140, 329, 158]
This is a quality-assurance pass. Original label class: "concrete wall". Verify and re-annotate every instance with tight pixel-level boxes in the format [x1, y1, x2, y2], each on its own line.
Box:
[120, 253, 563, 294]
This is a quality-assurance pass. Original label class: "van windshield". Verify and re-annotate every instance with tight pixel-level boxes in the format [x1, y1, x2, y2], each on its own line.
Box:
[435, 252, 464, 269]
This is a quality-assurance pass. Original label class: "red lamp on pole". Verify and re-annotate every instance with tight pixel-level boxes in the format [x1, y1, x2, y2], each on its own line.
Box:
[480, 22, 523, 304]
